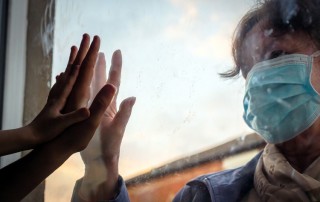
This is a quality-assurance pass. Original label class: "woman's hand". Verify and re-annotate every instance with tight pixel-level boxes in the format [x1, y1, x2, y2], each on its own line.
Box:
[79, 50, 135, 201]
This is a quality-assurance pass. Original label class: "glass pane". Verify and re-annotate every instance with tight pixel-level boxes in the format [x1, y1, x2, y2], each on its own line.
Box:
[48, 0, 254, 201]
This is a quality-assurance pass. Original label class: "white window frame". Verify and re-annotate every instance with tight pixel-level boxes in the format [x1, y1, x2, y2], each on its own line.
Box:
[1, 0, 28, 168]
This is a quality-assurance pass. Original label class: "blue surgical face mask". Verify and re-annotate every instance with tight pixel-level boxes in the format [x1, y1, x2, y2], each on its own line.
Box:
[243, 51, 320, 144]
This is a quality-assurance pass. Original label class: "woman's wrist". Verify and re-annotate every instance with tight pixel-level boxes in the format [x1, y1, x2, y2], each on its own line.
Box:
[79, 155, 120, 200]
[83, 158, 106, 182]
[101, 155, 120, 200]
[79, 160, 105, 201]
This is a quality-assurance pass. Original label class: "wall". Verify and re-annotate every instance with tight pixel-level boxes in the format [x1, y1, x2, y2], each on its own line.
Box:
[128, 161, 222, 202]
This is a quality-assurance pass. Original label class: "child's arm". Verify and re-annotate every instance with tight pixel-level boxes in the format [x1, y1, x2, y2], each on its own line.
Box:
[0, 34, 114, 201]
[0, 47, 89, 156]
[0, 84, 116, 202]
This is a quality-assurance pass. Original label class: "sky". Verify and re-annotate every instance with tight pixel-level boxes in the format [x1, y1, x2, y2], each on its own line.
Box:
[47, 0, 255, 201]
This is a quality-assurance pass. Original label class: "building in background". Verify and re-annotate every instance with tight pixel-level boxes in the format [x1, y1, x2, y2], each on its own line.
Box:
[126, 133, 265, 202]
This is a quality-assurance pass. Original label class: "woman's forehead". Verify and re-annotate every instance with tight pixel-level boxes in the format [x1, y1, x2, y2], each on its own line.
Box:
[242, 20, 315, 68]
[242, 20, 272, 67]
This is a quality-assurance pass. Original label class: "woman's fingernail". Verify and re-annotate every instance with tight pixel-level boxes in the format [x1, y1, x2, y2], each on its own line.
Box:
[130, 97, 136, 105]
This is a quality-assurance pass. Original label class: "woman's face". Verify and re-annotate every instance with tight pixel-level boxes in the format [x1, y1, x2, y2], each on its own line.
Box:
[242, 20, 320, 92]
[242, 20, 320, 141]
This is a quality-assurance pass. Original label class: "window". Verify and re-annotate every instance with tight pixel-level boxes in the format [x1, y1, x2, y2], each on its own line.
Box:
[0, 0, 8, 130]
[47, 0, 255, 201]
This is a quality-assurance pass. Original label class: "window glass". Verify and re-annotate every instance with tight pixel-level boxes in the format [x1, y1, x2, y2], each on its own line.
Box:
[48, 0, 254, 200]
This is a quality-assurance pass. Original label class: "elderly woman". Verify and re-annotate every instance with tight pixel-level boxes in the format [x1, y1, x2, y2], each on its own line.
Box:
[72, 0, 320, 201]
[175, 0, 320, 200]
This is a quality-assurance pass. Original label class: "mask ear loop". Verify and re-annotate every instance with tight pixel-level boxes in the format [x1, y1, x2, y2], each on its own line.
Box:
[310, 50, 320, 95]
[311, 50, 320, 58]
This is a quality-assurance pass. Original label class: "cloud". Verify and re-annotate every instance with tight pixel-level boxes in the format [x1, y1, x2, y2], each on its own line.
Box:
[170, 0, 198, 17]
[164, 0, 236, 60]
[190, 34, 231, 59]
[164, 0, 198, 40]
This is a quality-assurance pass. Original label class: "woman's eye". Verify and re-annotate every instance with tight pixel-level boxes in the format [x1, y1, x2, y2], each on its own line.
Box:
[269, 50, 287, 59]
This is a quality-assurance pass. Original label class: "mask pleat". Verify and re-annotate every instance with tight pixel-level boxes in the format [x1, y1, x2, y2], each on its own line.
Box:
[244, 84, 306, 110]
[243, 53, 320, 144]
[246, 64, 306, 89]
[248, 94, 313, 129]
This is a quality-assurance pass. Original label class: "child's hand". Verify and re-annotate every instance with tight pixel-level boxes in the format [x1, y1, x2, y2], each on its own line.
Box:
[0, 35, 116, 202]
[28, 47, 90, 145]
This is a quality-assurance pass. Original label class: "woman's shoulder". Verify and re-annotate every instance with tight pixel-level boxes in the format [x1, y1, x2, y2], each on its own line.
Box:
[173, 151, 262, 202]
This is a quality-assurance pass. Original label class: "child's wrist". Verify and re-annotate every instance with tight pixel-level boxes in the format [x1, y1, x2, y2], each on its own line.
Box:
[23, 124, 41, 147]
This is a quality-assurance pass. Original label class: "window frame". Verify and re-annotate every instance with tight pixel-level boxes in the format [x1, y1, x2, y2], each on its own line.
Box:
[0, 0, 8, 130]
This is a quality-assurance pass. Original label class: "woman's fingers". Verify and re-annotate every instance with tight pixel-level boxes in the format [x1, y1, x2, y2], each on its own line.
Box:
[110, 97, 136, 134]
[106, 50, 122, 110]
[99, 97, 135, 159]
[92, 53, 107, 98]
[107, 50, 122, 89]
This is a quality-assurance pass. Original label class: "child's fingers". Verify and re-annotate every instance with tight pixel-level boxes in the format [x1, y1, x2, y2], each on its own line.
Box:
[89, 84, 116, 124]
[64, 35, 101, 112]
[73, 34, 91, 66]
[65, 46, 79, 76]
[59, 108, 90, 129]
[63, 34, 90, 88]
[68, 46, 78, 64]
[49, 65, 79, 108]
[47, 72, 65, 101]
[56, 72, 65, 84]
[74, 35, 100, 90]
[55, 65, 81, 108]
[56, 73, 64, 81]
